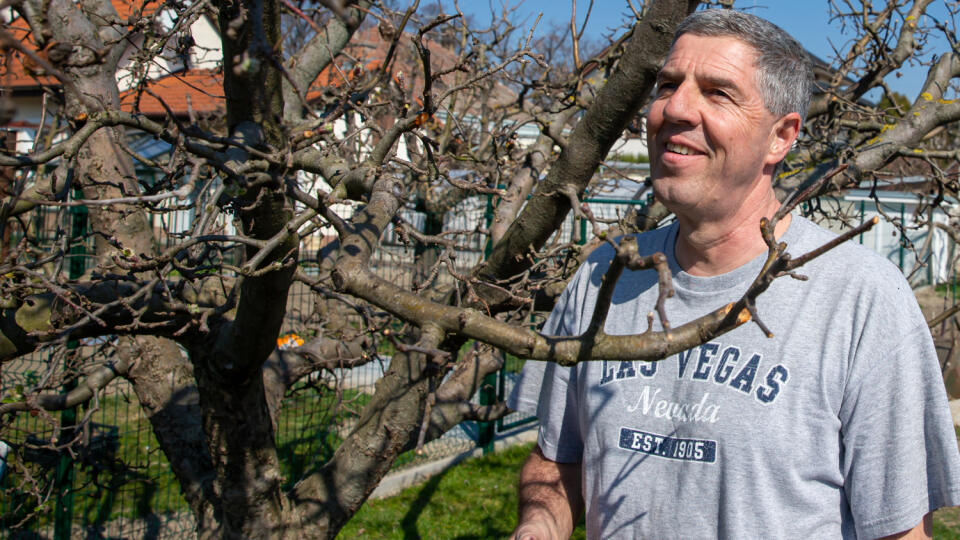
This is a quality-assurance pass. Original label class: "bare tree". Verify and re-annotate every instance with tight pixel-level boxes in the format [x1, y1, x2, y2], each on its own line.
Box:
[0, 0, 957, 537]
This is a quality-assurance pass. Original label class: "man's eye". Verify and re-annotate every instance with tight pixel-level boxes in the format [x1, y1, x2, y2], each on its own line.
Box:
[656, 82, 677, 95]
[708, 89, 730, 99]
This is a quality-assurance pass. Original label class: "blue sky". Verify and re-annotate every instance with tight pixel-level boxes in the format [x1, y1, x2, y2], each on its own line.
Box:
[448, 1, 951, 99]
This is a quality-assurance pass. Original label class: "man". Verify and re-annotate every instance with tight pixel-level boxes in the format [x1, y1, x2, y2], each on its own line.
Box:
[509, 9, 960, 539]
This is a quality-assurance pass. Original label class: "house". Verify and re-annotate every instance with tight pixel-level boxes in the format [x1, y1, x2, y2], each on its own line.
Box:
[1, 0, 223, 144]
[1, 0, 228, 249]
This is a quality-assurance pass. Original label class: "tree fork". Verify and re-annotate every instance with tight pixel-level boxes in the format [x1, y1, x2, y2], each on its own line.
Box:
[291, 326, 444, 538]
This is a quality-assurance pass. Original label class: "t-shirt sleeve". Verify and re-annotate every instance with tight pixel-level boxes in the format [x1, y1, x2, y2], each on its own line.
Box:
[507, 263, 591, 463]
[839, 315, 960, 539]
[508, 359, 583, 463]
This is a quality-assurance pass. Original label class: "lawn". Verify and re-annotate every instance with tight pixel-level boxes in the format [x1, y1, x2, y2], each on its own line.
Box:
[339, 443, 586, 540]
[341, 440, 960, 539]
[938, 505, 960, 540]
[936, 426, 960, 539]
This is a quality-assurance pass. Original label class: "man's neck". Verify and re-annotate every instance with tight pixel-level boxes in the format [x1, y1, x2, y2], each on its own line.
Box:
[673, 188, 789, 277]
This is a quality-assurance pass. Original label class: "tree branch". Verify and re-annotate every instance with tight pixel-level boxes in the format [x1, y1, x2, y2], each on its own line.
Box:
[473, 0, 699, 298]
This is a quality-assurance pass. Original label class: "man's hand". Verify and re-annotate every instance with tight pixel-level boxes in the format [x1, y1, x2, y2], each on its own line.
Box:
[512, 444, 583, 540]
[510, 518, 562, 540]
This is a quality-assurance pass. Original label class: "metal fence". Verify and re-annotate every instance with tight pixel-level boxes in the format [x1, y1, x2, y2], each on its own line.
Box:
[0, 195, 648, 539]
[798, 189, 958, 288]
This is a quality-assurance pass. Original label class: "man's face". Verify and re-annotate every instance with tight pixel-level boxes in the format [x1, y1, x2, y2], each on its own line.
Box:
[647, 34, 790, 223]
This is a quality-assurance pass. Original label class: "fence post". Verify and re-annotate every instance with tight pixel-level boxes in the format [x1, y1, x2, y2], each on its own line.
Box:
[477, 194, 498, 454]
[478, 374, 496, 454]
[53, 195, 87, 539]
[579, 212, 587, 246]
[859, 201, 867, 245]
[899, 203, 905, 271]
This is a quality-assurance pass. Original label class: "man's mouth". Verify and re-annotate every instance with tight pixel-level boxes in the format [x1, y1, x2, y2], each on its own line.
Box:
[664, 142, 695, 155]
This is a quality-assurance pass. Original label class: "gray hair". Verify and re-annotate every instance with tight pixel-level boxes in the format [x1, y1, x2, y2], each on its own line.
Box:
[672, 9, 813, 120]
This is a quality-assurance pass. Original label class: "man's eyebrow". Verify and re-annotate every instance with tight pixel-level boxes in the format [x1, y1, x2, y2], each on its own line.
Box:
[700, 74, 741, 90]
[656, 68, 680, 82]
[655, 68, 742, 92]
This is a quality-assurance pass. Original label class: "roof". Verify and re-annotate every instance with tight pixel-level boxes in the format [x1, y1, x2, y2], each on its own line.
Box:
[1, 9, 58, 89]
[320, 27, 517, 108]
[3, 11, 518, 122]
[119, 69, 224, 116]
[2, 0, 163, 86]
[1, 0, 215, 118]
[110, 0, 161, 20]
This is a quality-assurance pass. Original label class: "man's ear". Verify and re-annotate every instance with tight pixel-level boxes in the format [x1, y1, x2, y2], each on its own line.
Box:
[765, 112, 802, 165]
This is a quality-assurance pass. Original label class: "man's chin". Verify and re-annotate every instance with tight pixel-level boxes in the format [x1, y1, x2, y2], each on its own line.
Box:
[651, 183, 697, 213]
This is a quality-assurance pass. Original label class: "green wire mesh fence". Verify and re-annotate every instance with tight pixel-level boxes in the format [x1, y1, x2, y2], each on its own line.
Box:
[0, 195, 649, 538]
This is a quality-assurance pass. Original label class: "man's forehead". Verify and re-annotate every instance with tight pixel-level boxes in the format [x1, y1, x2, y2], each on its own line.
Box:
[663, 33, 759, 67]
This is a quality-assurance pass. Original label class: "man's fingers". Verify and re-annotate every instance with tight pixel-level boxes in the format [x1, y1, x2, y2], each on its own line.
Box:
[511, 521, 557, 540]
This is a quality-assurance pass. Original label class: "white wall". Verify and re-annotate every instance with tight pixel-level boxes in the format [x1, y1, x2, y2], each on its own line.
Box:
[189, 16, 223, 70]
[818, 192, 957, 286]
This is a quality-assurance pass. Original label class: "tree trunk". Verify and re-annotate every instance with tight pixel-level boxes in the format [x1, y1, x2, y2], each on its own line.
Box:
[39, 0, 226, 533]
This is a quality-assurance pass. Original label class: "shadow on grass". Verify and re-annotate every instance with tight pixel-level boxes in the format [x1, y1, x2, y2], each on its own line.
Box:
[400, 467, 447, 539]
[397, 455, 518, 540]
[450, 519, 515, 540]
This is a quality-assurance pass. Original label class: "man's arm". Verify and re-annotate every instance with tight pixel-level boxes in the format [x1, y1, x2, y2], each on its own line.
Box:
[877, 513, 932, 540]
[511, 444, 584, 540]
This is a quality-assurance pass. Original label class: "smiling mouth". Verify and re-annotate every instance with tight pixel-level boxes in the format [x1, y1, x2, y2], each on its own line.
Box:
[664, 142, 696, 155]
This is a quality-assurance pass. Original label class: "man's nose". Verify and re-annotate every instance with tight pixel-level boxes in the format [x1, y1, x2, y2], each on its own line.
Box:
[662, 83, 700, 125]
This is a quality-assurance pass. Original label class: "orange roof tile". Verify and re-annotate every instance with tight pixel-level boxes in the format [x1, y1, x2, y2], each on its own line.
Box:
[1, 0, 221, 118]
[4, 11, 515, 119]
[308, 27, 516, 108]
[1, 12, 58, 89]
[110, 0, 161, 20]
[119, 69, 224, 116]
[2, 0, 161, 90]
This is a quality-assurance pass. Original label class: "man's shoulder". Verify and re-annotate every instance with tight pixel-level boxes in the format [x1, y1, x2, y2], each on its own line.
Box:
[790, 215, 901, 276]
[789, 215, 917, 308]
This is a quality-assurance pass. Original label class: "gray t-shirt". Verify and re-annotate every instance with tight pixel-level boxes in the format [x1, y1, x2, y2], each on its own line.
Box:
[509, 215, 960, 539]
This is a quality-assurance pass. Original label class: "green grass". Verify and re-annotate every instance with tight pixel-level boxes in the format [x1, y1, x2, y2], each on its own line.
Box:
[339, 443, 586, 540]
[504, 354, 525, 374]
[608, 152, 649, 164]
[936, 506, 960, 540]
